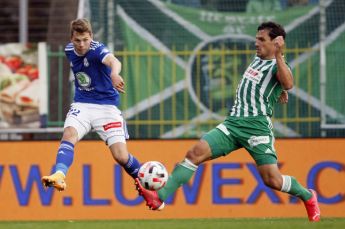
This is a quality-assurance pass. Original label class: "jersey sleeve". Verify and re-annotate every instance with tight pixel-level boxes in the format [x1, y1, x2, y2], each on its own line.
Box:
[95, 43, 112, 63]
[64, 43, 74, 61]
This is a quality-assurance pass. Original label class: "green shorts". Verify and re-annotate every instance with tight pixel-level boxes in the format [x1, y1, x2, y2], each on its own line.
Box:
[202, 116, 277, 166]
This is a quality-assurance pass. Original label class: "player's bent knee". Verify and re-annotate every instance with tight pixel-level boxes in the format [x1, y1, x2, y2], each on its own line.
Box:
[62, 127, 79, 143]
[108, 141, 129, 165]
[185, 150, 198, 164]
[186, 142, 211, 165]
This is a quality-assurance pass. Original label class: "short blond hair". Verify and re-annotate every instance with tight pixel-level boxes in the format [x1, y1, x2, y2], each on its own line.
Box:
[70, 18, 92, 38]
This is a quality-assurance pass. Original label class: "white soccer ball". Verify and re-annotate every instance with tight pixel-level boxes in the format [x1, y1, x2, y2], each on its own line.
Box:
[138, 161, 169, 190]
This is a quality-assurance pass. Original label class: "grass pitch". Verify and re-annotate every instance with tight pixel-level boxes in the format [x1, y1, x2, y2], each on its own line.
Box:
[0, 218, 344, 229]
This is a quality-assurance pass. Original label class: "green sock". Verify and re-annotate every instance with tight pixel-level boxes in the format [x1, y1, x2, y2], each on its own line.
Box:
[281, 175, 312, 201]
[157, 159, 197, 201]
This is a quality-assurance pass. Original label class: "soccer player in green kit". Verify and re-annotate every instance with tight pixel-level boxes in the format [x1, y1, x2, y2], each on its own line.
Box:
[135, 21, 320, 222]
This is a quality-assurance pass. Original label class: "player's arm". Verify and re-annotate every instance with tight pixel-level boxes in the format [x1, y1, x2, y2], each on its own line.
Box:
[102, 54, 125, 93]
[274, 36, 293, 90]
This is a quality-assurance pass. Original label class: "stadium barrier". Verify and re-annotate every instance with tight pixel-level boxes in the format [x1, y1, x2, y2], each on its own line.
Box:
[0, 138, 344, 220]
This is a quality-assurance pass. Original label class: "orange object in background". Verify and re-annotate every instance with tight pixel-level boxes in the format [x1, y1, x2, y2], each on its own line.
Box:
[0, 139, 344, 221]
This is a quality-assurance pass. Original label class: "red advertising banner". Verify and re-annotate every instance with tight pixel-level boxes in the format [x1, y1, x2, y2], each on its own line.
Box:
[0, 139, 344, 220]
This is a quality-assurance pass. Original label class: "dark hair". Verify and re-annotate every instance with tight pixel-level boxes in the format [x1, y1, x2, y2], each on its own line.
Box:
[257, 21, 286, 40]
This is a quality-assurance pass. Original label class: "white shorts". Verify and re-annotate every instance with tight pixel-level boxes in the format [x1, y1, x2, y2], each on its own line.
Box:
[64, 102, 129, 146]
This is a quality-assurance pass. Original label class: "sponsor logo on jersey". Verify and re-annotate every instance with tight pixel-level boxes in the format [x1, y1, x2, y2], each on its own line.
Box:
[76, 72, 91, 88]
[103, 122, 122, 131]
[248, 135, 269, 147]
[244, 67, 263, 84]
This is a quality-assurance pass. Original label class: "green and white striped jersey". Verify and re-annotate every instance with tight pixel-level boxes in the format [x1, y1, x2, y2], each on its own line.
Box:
[230, 56, 289, 118]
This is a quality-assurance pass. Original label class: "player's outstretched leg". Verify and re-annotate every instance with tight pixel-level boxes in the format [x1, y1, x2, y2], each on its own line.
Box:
[135, 158, 198, 210]
[41, 171, 67, 191]
[135, 178, 165, 210]
[303, 189, 321, 222]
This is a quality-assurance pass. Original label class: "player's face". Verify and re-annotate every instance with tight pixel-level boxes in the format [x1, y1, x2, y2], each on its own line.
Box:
[71, 31, 92, 55]
[255, 29, 275, 59]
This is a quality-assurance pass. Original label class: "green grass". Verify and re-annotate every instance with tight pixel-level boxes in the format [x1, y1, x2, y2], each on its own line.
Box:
[0, 218, 344, 229]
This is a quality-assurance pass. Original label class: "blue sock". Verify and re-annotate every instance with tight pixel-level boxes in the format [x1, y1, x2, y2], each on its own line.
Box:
[55, 141, 75, 175]
[124, 153, 140, 179]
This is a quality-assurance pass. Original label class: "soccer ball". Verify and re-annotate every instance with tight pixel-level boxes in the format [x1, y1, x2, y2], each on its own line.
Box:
[138, 161, 169, 190]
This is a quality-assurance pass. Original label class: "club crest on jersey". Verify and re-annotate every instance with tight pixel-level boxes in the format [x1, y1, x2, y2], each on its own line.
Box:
[83, 58, 89, 67]
[244, 67, 263, 84]
[76, 72, 91, 88]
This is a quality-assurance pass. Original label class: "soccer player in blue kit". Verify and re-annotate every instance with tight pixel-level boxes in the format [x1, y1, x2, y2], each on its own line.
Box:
[41, 18, 141, 191]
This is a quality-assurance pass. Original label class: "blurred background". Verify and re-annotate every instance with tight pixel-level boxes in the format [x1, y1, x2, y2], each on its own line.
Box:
[0, 0, 344, 140]
[0, 0, 345, 222]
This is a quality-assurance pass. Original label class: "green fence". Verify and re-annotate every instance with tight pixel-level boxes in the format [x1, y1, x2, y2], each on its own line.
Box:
[45, 0, 345, 139]
[47, 45, 331, 138]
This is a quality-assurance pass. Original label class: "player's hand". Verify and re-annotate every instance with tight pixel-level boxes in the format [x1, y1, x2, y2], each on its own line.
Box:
[274, 36, 285, 56]
[112, 74, 126, 93]
[278, 90, 288, 104]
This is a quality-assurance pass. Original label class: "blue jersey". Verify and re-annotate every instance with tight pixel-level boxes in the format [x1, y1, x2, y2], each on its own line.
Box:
[65, 41, 120, 105]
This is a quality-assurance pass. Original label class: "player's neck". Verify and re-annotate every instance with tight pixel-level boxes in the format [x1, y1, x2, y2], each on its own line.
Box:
[74, 48, 90, 56]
